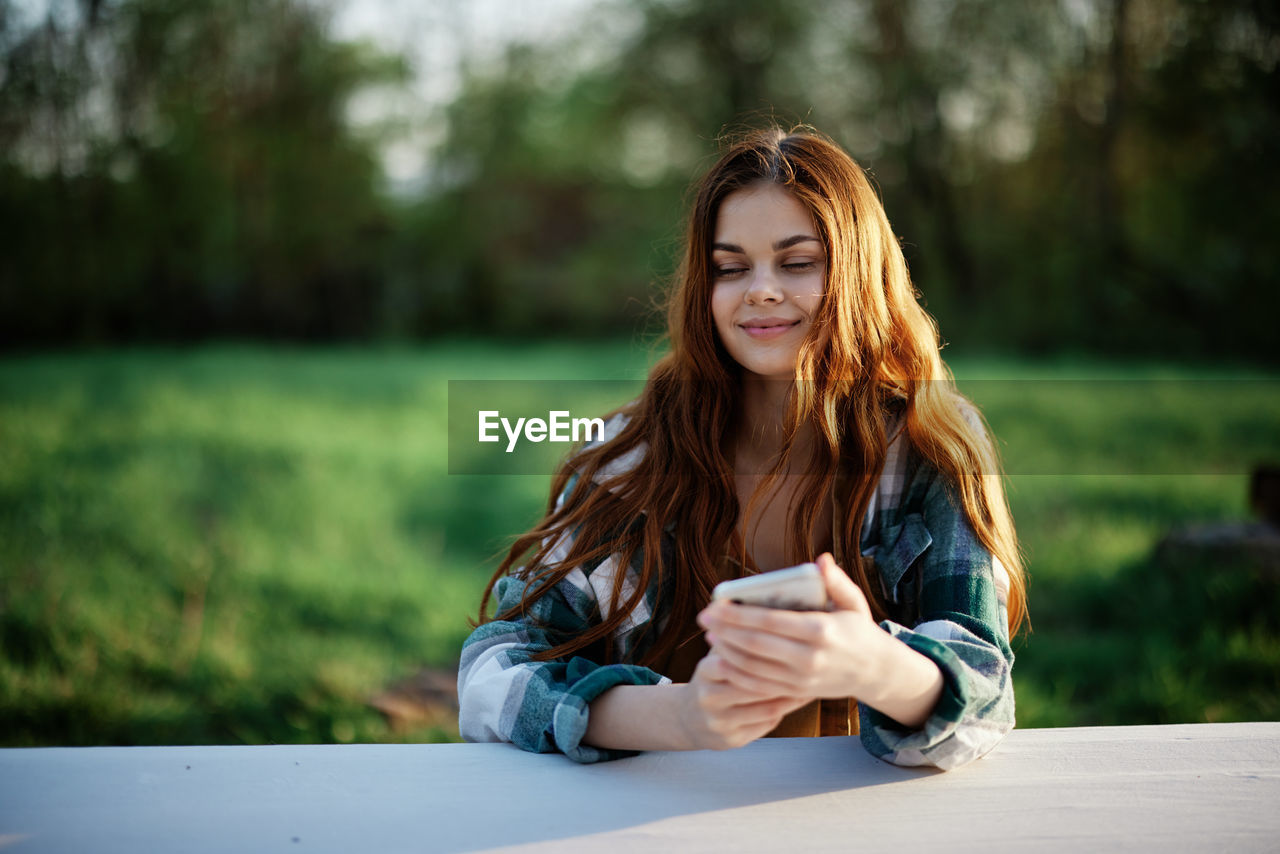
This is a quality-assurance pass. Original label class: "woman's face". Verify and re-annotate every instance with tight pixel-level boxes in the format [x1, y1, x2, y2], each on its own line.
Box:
[710, 182, 826, 381]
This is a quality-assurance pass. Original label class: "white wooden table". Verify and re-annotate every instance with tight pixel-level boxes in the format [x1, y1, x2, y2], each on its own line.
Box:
[2, 723, 1278, 853]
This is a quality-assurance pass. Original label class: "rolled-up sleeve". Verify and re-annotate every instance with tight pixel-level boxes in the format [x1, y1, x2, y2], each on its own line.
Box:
[458, 572, 666, 763]
[860, 462, 1015, 771]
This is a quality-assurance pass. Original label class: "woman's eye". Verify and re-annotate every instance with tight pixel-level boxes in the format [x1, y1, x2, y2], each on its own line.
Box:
[714, 266, 748, 278]
[783, 261, 818, 272]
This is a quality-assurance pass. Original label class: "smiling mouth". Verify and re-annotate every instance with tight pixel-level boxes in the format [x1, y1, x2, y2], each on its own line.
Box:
[739, 319, 801, 339]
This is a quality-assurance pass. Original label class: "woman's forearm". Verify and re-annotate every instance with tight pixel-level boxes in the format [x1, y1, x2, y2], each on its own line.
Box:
[584, 663, 807, 752]
[857, 630, 945, 730]
[583, 684, 695, 752]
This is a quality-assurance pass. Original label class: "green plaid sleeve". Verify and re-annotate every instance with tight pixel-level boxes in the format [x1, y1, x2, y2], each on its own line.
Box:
[458, 566, 667, 764]
[859, 458, 1016, 771]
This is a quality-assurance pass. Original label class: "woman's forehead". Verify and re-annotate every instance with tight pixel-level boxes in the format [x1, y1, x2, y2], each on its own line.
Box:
[713, 184, 818, 244]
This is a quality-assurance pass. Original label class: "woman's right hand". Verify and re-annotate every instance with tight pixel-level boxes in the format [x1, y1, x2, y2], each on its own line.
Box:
[677, 651, 809, 750]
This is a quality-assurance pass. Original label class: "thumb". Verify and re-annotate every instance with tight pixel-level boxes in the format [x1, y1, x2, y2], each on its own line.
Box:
[816, 553, 871, 615]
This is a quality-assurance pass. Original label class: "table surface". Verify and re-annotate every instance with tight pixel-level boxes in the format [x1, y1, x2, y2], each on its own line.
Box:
[2, 722, 1279, 853]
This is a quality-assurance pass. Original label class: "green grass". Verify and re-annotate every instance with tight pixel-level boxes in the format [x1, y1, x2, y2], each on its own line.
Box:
[1, 343, 1277, 745]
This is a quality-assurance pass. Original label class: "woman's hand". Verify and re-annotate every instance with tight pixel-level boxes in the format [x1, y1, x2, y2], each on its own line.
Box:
[675, 651, 810, 750]
[697, 554, 884, 702]
[586, 553, 943, 753]
[698, 553, 945, 728]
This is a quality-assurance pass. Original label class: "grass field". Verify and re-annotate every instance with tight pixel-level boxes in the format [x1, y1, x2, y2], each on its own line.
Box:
[1, 343, 1277, 746]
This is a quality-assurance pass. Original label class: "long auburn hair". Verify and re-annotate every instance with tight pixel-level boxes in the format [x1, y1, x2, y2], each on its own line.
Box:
[477, 126, 1027, 667]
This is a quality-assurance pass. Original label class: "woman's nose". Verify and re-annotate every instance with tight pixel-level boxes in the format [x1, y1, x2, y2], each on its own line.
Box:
[744, 271, 783, 304]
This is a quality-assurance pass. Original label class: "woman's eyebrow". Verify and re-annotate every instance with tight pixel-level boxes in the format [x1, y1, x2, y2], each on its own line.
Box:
[711, 235, 821, 254]
[772, 235, 821, 251]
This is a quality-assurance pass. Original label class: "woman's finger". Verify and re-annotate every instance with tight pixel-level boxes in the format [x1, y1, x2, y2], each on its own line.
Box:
[816, 552, 871, 615]
[707, 622, 812, 668]
[710, 646, 800, 694]
[694, 651, 786, 698]
[700, 599, 825, 644]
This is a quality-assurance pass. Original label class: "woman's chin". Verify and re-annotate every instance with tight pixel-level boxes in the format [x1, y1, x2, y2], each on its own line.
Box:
[738, 362, 798, 382]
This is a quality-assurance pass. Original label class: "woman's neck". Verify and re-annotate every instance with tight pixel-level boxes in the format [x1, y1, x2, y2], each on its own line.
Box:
[733, 374, 812, 473]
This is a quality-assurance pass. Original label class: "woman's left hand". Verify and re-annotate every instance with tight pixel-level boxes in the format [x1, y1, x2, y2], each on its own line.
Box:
[696, 553, 887, 702]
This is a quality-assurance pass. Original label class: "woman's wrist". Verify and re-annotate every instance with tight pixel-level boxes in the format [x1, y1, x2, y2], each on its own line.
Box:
[854, 628, 945, 729]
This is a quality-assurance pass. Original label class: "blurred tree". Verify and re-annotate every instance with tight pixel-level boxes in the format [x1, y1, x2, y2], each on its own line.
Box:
[393, 40, 692, 336]
[972, 0, 1280, 358]
[866, 0, 977, 302]
[0, 0, 406, 346]
[3, 0, 1276, 360]
[397, 0, 826, 338]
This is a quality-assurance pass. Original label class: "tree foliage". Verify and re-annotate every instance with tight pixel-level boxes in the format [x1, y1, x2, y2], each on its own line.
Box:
[2, 0, 1277, 360]
[0, 0, 405, 345]
[400, 0, 1278, 359]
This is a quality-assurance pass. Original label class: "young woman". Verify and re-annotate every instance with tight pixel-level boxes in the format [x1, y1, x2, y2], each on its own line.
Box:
[457, 126, 1026, 771]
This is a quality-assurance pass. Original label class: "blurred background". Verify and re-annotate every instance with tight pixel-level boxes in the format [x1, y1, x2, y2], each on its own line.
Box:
[1, 0, 1277, 746]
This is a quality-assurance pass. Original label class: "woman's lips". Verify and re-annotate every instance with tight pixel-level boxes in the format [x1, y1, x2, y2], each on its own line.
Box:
[739, 318, 800, 340]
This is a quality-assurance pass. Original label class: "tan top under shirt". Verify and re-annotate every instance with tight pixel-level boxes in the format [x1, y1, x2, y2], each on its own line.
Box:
[654, 467, 863, 737]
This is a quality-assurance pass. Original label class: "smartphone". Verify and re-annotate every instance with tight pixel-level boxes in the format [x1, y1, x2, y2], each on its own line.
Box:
[711, 562, 829, 611]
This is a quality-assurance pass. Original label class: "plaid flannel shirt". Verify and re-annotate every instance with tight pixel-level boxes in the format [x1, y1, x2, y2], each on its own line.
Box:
[458, 414, 1015, 770]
